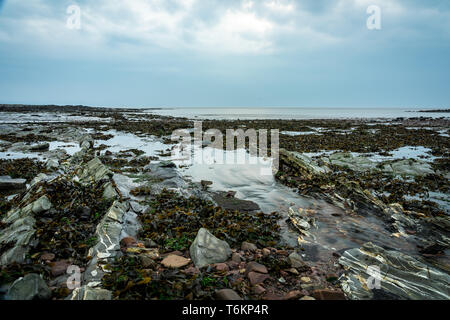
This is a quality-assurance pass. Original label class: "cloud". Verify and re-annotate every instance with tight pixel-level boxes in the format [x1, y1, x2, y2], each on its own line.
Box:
[0, 0, 449, 70]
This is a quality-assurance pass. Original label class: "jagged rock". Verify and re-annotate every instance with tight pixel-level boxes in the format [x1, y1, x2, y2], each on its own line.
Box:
[102, 182, 119, 200]
[0, 176, 26, 190]
[78, 158, 113, 184]
[339, 242, 450, 300]
[289, 151, 331, 174]
[45, 158, 59, 170]
[30, 173, 51, 188]
[79, 135, 94, 150]
[0, 246, 29, 266]
[69, 286, 112, 300]
[288, 207, 312, 232]
[6, 274, 51, 300]
[189, 228, 232, 268]
[0, 215, 36, 265]
[0, 216, 36, 246]
[84, 201, 129, 284]
[280, 149, 330, 175]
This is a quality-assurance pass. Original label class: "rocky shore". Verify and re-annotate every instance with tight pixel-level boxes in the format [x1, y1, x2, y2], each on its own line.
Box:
[0, 106, 448, 300]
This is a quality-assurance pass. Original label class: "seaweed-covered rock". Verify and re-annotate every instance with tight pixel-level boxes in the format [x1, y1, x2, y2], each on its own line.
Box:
[6, 273, 51, 300]
[29, 142, 49, 151]
[79, 134, 94, 150]
[190, 228, 232, 268]
[339, 242, 450, 300]
[390, 159, 434, 177]
[78, 157, 113, 184]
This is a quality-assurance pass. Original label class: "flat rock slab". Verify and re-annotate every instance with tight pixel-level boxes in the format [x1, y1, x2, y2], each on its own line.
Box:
[339, 242, 450, 300]
[161, 255, 191, 268]
[29, 142, 49, 151]
[0, 176, 26, 191]
[211, 192, 260, 212]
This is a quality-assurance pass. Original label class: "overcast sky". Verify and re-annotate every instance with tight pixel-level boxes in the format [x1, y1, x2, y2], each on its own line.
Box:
[0, 0, 449, 108]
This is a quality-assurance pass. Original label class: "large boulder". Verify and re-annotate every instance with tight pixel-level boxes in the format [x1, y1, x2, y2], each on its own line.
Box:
[339, 242, 450, 300]
[6, 274, 51, 300]
[189, 228, 232, 268]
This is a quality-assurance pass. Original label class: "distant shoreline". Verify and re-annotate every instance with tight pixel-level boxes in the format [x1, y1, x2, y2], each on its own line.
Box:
[416, 109, 450, 113]
[0, 104, 164, 113]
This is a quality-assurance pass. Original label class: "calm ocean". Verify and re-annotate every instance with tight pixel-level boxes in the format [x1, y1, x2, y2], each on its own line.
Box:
[144, 107, 448, 120]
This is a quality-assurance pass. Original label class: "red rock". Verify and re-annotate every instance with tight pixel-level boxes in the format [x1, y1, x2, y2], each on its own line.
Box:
[161, 255, 191, 268]
[276, 250, 289, 256]
[226, 270, 240, 276]
[313, 289, 346, 300]
[40, 252, 55, 261]
[247, 271, 270, 286]
[245, 262, 268, 275]
[215, 263, 229, 272]
[183, 266, 200, 275]
[51, 260, 70, 277]
[120, 237, 137, 249]
[253, 285, 266, 295]
[231, 277, 245, 286]
[262, 293, 282, 300]
[226, 261, 239, 269]
[215, 289, 243, 300]
[283, 290, 303, 300]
